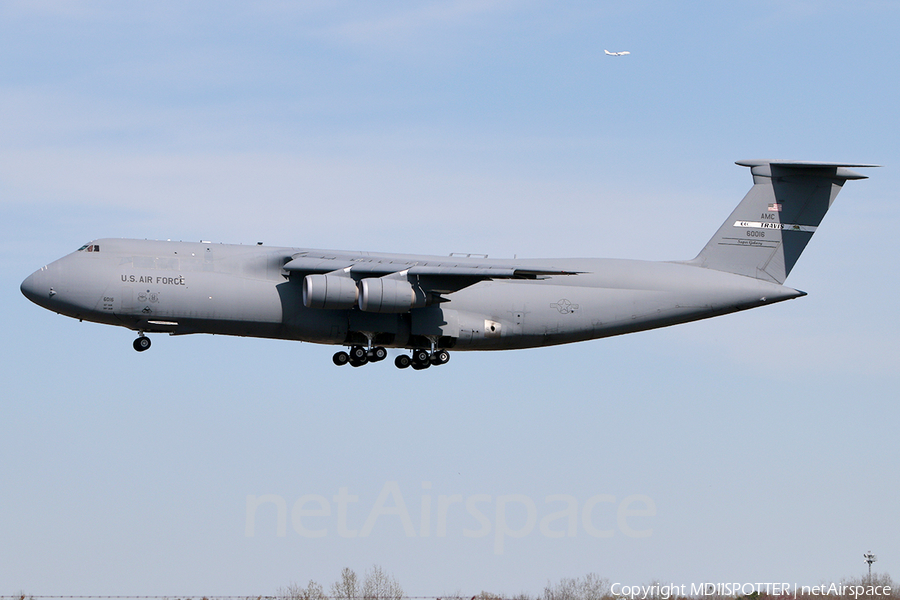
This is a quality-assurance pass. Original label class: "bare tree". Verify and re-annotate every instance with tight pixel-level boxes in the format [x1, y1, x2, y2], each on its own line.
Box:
[579, 574, 611, 600]
[362, 565, 403, 600]
[543, 577, 578, 600]
[542, 574, 610, 600]
[438, 589, 467, 600]
[838, 573, 898, 600]
[332, 567, 361, 600]
[279, 580, 327, 600]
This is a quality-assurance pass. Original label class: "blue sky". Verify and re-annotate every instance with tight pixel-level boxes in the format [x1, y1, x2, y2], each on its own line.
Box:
[2, 1, 898, 596]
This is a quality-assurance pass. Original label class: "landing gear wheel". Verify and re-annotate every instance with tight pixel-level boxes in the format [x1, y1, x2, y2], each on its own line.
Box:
[370, 346, 388, 362]
[412, 360, 431, 370]
[394, 354, 411, 369]
[350, 355, 368, 367]
[350, 346, 367, 362]
[333, 351, 350, 366]
[433, 349, 450, 365]
[133, 336, 151, 352]
[412, 349, 430, 365]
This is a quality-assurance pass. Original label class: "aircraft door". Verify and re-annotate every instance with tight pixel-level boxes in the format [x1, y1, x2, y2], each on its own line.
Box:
[113, 286, 139, 327]
[507, 302, 525, 337]
[118, 287, 134, 315]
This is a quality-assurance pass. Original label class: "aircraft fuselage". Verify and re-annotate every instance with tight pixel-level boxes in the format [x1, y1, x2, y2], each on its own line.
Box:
[21, 237, 801, 352]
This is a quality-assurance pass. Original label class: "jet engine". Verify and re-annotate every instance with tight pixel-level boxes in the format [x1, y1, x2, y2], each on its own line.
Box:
[358, 277, 427, 313]
[302, 273, 358, 309]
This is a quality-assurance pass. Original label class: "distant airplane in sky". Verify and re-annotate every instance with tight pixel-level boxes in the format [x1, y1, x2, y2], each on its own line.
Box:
[21, 161, 876, 370]
[604, 49, 630, 56]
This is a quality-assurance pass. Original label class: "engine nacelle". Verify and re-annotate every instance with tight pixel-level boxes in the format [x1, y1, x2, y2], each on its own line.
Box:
[302, 273, 359, 310]
[358, 277, 427, 313]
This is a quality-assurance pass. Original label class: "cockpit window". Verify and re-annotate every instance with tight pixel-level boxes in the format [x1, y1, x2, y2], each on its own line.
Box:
[77, 244, 100, 252]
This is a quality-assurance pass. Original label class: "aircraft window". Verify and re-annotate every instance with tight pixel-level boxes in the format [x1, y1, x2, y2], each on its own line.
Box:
[78, 244, 100, 252]
[78, 244, 89, 251]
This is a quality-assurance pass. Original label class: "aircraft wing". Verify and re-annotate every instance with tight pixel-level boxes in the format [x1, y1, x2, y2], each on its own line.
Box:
[283, 253, 579, 278]
[283, 252, 579, 294]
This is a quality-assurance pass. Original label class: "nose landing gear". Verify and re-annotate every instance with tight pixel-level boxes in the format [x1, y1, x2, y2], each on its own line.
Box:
[133, 335, 151, 352]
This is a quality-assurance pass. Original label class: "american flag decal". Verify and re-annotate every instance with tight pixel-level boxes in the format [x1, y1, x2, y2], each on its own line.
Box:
[768, 203, 783, 212]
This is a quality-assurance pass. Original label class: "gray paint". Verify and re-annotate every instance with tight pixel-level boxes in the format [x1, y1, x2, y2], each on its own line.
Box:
[20, 161, 875, 364]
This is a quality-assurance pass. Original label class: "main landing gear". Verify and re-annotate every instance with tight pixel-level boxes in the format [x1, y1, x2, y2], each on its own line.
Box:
[331, 346, 450, 369]
[333, 345, 388, 367]
[132, 334, 151, 352]
[394, 349, 450, 370]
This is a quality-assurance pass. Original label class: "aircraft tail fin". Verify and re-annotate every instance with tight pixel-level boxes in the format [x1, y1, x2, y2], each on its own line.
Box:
[688, 160, 876, 283]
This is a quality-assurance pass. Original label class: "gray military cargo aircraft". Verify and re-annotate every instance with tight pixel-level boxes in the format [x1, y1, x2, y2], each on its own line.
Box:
[21, 160, 874, 369]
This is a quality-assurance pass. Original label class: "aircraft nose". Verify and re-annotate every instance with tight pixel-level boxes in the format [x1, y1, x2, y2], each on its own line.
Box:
[21, 267, 54, 308]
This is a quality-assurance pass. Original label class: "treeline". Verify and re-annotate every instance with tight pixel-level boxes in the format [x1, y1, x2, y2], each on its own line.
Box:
[9, 571, 896, 600]
[276, 570, 897, 600]
[279, 566, 403, 600]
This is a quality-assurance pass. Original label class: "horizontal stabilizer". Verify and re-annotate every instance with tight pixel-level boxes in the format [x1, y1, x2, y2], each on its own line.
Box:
[736, 160, 878, 181]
